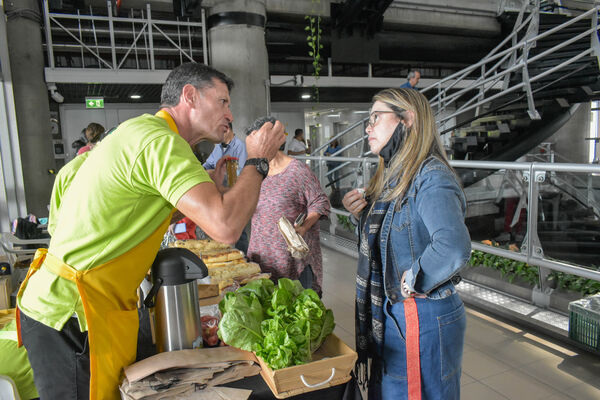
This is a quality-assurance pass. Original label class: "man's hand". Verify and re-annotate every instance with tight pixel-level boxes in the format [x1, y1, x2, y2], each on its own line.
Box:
[246, 120, 286, 161]
[208, 158, 227, 193]
[342, 189, 367, 219]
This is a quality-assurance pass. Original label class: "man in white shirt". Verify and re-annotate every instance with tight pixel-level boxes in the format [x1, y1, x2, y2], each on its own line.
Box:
[287, 128, 311, 155]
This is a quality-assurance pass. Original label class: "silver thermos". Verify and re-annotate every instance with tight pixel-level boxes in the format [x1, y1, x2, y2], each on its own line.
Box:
[144, 248, 208, 352]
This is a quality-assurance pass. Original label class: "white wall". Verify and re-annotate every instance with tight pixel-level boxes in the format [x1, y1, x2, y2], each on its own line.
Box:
[270, 110, 305, 151]
[59, 103, 159, 161]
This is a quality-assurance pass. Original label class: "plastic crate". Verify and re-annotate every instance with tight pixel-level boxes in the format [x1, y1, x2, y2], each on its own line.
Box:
[568, 295, 600, 352]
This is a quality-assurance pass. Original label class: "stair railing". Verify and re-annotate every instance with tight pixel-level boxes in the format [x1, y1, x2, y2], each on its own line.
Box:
[423, 3, 600, 131]
[313, 3, 599, 167]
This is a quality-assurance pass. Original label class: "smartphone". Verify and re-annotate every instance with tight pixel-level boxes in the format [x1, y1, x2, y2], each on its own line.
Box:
[294, 211, 307, 226]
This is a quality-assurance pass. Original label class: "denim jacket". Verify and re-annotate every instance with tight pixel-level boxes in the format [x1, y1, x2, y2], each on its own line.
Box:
[379, 157, 471, 302]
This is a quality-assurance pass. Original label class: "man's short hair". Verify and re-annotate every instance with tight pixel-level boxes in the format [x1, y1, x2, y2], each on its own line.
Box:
[406, 69, 420, 80]
[160, 62, 234, 107]
[294, 128, 303, 137]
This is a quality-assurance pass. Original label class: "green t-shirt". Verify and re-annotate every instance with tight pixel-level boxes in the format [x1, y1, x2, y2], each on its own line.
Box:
[18, 113, 212, 331]
[48, 151, 91, 236]
[0, 320, 39, 400]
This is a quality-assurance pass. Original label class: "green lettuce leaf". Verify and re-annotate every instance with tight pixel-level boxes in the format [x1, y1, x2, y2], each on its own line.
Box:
[217, 292, 264, 351]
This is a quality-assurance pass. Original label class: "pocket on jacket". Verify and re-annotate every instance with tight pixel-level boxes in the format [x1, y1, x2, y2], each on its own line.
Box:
[391, 201, 410, 232]
[438, 303, 466, 381]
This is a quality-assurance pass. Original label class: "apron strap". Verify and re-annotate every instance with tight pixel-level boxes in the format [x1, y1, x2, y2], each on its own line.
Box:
[16, 248, 49, 347]
[404, 297, 422, 400]
[42, 252, 80, 282]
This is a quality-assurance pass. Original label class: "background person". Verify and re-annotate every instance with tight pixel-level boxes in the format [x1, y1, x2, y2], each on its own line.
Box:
[246, 117, 330, 296]
[200, 121, 249, 251]
[77, 122, 105, 155]
[203, 121, 248, 179]
[342, 88, 470, 399]
[287, 128, 311, 155]
[0, 310, 38, 400]
[17, 62, 285, 400]
[324, 139, 342, 189]
[399, 69, 421, 89]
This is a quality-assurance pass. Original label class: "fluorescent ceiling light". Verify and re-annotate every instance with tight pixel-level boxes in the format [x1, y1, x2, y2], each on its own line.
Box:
[353, 110, 369, 114]
[301, 94, 311, 99]
[130, 94, 142, 99]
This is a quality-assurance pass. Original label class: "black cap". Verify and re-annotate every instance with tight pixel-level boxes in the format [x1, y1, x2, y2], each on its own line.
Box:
[151, 248, 208, 286]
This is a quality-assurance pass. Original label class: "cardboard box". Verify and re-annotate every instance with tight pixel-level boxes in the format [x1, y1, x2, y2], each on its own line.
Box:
[198, 293, 224, 307]
[0, 276, 11, 310]
[257, 334, 357, 399]
[198, 283, 219, 299]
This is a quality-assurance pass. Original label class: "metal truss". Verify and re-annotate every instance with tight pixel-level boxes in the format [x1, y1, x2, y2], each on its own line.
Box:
[42, 0, 207, 72]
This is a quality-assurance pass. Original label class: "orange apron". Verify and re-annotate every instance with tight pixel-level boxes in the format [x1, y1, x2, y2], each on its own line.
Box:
[17, 215, 172, 399]
[16, 110, 181, 400]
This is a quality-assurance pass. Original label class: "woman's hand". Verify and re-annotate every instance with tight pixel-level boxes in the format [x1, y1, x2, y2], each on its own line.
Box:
[294, 224, 309, 238]
[342, 189, 367, 219]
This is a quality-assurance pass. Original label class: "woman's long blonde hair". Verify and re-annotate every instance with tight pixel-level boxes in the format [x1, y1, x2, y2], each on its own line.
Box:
[365, 88, 451, 203]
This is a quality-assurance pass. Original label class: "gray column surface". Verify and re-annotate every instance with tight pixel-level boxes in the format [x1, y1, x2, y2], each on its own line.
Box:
[207, 0, 269, 142]
[4, 0, 56, 216]
[547, 102, 591, 163]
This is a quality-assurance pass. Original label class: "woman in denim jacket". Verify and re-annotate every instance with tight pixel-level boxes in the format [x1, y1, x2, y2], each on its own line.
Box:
[342, 88, 471, 399]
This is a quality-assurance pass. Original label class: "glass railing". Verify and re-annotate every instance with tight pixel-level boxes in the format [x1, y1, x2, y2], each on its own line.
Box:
[298, 155, 600, 300]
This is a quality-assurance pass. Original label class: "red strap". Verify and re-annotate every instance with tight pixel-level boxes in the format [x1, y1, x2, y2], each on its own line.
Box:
[404, 297, 421, 400]
[16, 307, 23, 347]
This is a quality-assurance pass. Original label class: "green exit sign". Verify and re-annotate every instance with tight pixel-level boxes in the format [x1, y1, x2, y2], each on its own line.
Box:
[86, 98, 104, 109]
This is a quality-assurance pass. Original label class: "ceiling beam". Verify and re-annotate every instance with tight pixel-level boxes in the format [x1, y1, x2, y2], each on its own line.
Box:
[271, 75, 503, 90]
[45, 68, 170, 84]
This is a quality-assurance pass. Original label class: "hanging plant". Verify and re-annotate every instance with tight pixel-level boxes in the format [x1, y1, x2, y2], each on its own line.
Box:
[305, 0, 323, 103]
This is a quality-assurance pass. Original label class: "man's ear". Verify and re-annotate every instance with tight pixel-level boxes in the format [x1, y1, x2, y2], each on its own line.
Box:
[181, 84, 197, 106]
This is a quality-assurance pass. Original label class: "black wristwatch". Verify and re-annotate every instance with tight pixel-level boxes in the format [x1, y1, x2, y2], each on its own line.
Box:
[245, 158, 269, 179]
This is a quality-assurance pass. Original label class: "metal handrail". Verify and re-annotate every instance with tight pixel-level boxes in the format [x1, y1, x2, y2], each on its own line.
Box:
[299, 155, 600, 284]
[313, 3, 599, 173]
[423, 6, 598, 99]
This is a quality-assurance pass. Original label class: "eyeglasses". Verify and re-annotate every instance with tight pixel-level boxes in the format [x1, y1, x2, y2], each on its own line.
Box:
[367, 111, 396, 127]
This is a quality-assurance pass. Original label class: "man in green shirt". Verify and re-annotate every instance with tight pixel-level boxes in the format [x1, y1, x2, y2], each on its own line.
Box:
[18, 62, 284, 399]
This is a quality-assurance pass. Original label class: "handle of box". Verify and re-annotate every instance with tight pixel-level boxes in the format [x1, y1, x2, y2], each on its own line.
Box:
[300, 368, 336, 388]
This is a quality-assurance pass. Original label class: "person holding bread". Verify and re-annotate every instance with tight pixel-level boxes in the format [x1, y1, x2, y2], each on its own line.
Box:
[245, 117, 330, 296]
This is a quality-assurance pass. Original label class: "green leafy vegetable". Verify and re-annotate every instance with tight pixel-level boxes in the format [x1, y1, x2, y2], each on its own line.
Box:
[218, 278, 335, 369]
[217, 291, 264, 352]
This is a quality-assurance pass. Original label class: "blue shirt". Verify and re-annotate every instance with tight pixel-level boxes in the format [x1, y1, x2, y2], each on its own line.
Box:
[400, 81, 415, 89]
[202, 136, 247, 175]
[324, 145, 341, 168]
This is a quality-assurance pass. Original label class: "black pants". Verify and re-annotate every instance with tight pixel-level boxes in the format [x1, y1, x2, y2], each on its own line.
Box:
[20, 311, 90, 400]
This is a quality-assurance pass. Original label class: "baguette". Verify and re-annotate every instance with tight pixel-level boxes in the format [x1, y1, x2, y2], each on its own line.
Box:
[201, 249, 244, 264]
[169, 239, 231, 252]
[208, 262, 261, 281]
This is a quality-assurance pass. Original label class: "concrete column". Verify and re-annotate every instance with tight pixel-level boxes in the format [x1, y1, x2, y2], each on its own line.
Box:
[207, 0, 269, 141]
[546, 103, 591, 163]
[4, 0, 56, 216]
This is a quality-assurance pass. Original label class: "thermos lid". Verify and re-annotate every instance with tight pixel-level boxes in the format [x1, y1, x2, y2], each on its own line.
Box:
[151, 248, 208, 286]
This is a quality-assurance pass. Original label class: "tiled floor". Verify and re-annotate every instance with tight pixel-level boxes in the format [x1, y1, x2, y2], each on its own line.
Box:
[320, 246, 600, 400]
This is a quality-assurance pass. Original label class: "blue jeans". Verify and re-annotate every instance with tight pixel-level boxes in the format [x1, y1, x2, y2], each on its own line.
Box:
[380, 293, 466, 399]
